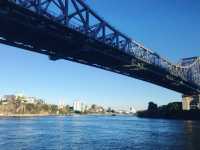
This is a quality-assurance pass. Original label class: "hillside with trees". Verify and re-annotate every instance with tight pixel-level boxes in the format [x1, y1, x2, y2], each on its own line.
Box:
[137, 101, 200, 120]
[0, 95, 70, 116]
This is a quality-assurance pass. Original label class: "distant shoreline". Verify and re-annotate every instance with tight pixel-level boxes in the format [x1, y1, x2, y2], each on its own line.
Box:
[0, 113, 135, 117]
[137, 110, 200, 121]
[0, 114, 58, 117]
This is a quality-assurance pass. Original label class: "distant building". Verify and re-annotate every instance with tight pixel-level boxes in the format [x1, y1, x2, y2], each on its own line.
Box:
[15, 93, 24, 99]
[28, 97, 45, 104]
[73, 100, 84, 112]
[0, 94, 46, 105]
[16, 94, 27, 103]
[1, 95, 16, 102]
[26, 97, 34, 104]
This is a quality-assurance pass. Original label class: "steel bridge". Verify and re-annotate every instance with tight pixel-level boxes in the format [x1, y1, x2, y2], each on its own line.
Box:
[0, 0, 200, 96]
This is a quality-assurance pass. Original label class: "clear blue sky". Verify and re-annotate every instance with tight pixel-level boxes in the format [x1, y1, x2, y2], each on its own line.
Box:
[0, 0, 199, 110]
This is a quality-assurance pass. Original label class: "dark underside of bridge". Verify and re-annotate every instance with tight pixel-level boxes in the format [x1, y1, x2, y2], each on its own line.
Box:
[0, 1, 199, 95]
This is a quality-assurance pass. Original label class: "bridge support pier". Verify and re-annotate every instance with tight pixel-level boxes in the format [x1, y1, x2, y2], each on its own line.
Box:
[182, 95, 200, 110]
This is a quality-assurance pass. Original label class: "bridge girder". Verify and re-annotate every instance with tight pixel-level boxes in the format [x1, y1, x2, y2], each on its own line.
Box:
[0, 0, 200, 95]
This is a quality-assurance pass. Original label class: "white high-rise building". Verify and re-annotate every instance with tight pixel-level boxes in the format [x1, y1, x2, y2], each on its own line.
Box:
[73, 100, 84, 112]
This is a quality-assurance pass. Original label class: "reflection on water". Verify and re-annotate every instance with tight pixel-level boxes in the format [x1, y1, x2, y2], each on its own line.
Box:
[183, 120, 200, 150]
[0, 116, 200, 150]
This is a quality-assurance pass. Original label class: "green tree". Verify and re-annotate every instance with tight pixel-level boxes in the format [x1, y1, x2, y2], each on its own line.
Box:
[26, 103, 35, 113]
[65, 105, 70, 112]
[50, 105, 58, 114]
[167, 102, 182, 113]
[41, 104, 49, 112]
[148, 102, 158, 112]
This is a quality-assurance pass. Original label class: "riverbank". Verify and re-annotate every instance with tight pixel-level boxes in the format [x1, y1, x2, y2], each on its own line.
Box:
[0, 113, 58, 117]
[137, 110, 200, 120]
[0, 113, 135, 117]
[136, 101, 200, 121]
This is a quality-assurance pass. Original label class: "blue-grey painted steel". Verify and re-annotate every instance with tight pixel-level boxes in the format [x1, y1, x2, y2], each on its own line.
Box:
[4, 0, 200, 91]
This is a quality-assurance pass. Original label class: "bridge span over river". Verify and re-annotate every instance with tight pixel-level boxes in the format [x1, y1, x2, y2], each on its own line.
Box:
[0, 0, 199, 109]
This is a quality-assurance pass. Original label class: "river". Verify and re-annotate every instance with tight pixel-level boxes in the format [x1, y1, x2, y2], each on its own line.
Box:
[0, 115, 200, 150]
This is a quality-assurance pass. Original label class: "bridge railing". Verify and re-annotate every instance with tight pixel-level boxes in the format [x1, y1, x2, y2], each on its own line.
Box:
[7, 0, 200, 88]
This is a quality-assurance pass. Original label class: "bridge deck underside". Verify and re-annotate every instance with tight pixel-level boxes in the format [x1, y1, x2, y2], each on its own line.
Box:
[0, 2, 199, 95]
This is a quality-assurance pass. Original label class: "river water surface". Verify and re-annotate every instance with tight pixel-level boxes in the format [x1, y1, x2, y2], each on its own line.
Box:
[0, 116, 200, 150]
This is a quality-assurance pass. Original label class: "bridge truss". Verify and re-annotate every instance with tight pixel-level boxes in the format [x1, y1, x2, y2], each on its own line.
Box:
[0, 0, 199, 95]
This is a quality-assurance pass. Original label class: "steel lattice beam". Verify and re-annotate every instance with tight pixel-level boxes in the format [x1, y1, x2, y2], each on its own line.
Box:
[0, 0, 200, 95]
